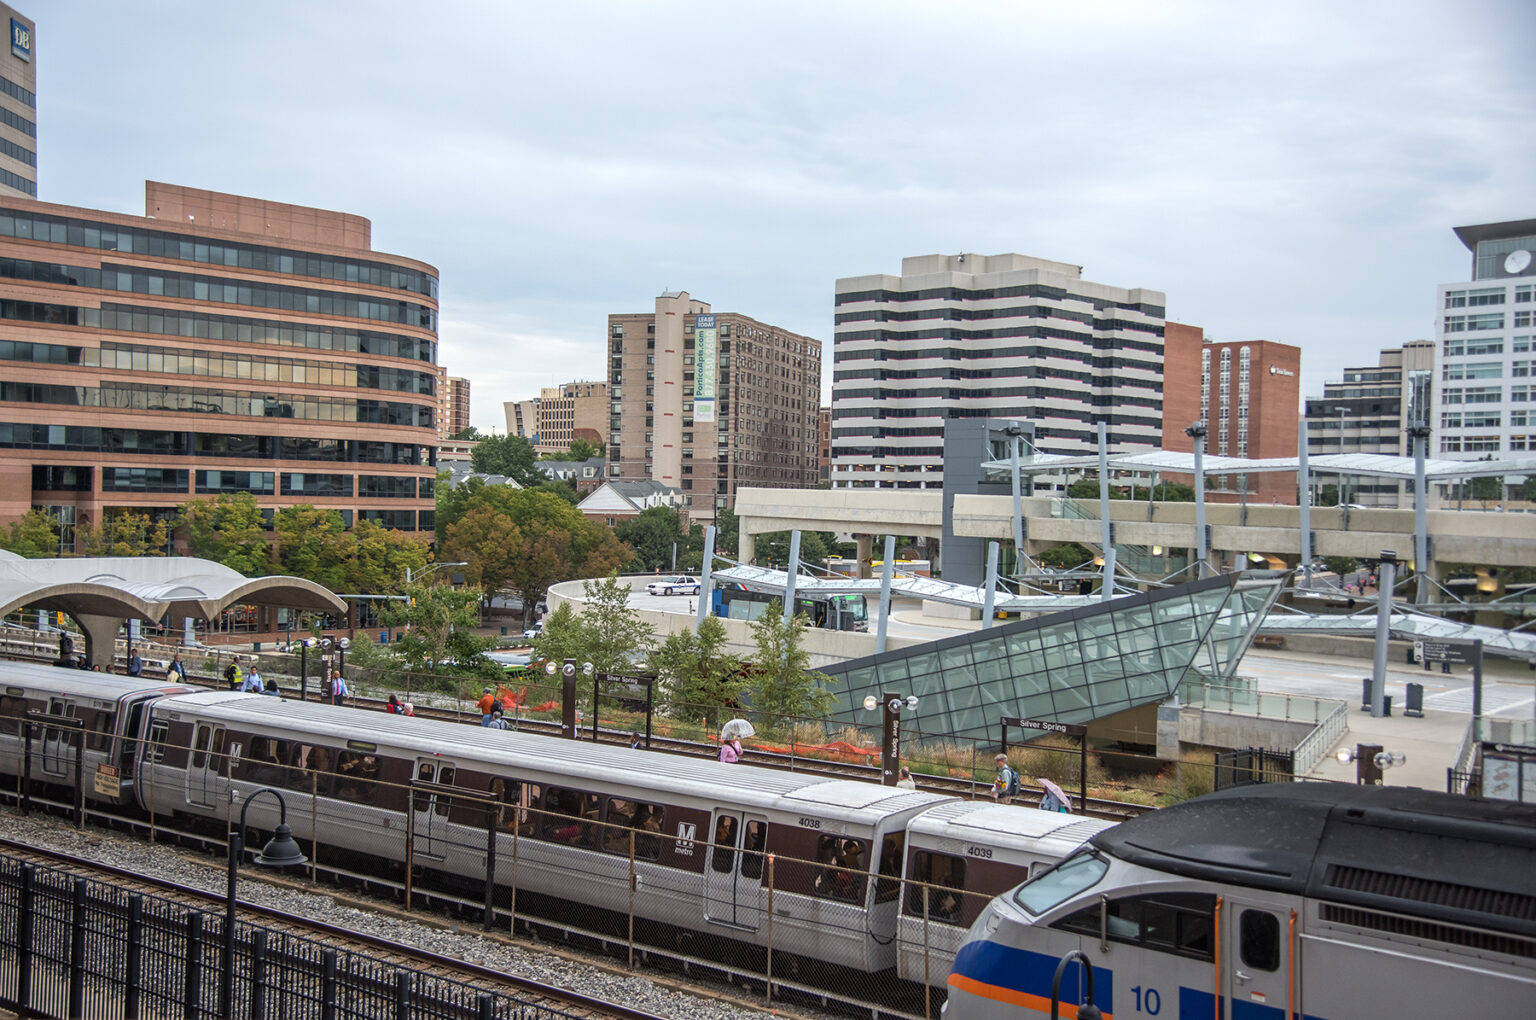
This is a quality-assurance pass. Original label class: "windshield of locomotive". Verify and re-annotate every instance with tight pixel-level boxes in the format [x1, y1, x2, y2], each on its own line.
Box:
[1010, 850, 1108, 916]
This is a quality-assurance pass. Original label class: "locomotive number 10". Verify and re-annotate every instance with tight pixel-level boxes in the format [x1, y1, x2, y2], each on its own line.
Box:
[1130, 985, 1161, 1015]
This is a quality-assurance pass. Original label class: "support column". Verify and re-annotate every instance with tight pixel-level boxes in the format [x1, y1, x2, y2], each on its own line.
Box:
[695, 525, 716, 632]
[74, 613, 124, 671]
[1097, 422, 1113, 594]
[877, 535, 896, 654]
[1011, 436, 1024, 568]
[782, 530, 801, 624]
[982, 541, 999, 628]
[739, 530, 755, 566]
[1299, 418, 1312, 588]
[856, 533, 873, 579]
[1370, 551, 1397, 719]
[1411, 425, 1430, 604]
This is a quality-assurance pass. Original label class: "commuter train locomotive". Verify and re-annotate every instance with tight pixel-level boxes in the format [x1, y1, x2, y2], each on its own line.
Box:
[0, 660, 1102, 984]
[945, 782, 1536, 1019]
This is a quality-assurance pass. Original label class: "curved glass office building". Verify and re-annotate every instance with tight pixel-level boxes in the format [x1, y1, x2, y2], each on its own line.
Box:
[0, 182, 439, 548]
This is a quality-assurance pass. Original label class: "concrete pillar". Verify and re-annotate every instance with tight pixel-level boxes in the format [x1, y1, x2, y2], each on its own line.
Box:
[856, 533, 873, 579]
[74, 613, 125, 671]
[740, 531, 755, 565]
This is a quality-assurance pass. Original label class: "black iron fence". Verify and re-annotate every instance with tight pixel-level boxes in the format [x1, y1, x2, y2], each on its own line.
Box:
[0, 853, 586, 1020]
[1212, 747, 1295, 790]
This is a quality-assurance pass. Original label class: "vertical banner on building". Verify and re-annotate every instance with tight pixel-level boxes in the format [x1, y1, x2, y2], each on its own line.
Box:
[694, 313, 717, 422]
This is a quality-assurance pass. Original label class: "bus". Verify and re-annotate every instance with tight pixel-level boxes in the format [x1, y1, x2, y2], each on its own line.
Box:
[711, 585, 869, 631]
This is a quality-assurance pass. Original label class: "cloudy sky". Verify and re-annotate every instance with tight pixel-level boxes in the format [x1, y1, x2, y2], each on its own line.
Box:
[39, 1, 1535, 433]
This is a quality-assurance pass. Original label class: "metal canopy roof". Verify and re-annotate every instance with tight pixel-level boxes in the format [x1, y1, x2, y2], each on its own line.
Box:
[1262, 609, 1536, 660]
[981, 450, 1536, 481]
[711, 564, 1100, 612]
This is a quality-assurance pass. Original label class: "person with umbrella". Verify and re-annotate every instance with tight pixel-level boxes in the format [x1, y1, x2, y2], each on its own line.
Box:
[1037, 776, 1073, 813]
[719, 718, 754, 763]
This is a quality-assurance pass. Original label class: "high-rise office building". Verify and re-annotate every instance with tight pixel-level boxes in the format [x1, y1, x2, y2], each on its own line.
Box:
[1303, 341, 1434, 506]
[830, 253, 1166, 488]
[1162, 322, 1301, 504]
[607, 291, 820, 518]
[0, 182, 440, 547]
[1434, 218, 1536, 466]
[0, 4, 35, 200]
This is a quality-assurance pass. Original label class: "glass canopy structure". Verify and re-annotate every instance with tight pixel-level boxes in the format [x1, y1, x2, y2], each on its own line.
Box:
[820, 570, 1288, 744]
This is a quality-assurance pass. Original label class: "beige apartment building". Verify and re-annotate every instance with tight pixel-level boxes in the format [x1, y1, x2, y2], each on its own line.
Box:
[530, 380, 607, 453]
[0, 4, 35, 200]
[607, 291, 821, 519]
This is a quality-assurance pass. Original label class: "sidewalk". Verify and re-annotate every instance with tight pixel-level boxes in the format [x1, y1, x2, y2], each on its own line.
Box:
[1305, 701, 1470, 790]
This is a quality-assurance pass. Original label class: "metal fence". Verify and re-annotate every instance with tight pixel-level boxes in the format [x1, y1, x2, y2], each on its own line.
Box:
[1212, 747, 1295, 790]
[0, 851, 594, 1020]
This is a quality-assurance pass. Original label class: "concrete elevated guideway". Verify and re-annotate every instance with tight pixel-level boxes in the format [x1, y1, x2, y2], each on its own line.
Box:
[733, 487, 1536, 577]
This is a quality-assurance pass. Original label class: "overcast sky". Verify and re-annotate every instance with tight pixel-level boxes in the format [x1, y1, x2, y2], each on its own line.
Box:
[38, 1, 1536, 433]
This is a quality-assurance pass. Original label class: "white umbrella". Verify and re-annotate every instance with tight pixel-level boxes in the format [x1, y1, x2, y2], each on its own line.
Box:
[720, 719, 756, 740]
[1037, 777, 1073, 812]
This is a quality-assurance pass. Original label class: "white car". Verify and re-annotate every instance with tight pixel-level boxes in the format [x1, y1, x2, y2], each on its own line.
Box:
[646, 575, 700, 597]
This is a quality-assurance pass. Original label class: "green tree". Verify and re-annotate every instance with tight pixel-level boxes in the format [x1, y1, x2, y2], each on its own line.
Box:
[347, 519, 431, 594]
[470, 433, 542, 487]
[0, 509, 60, 557]
[273, 505, 352, 590]
[439, 486, 626, 623]
[754, 530, 830, 569]
[530, 575, 655, 674]
[529, 479, 580, 505]
[541, 438, 604, 461]
[1039, 543, 1093, 570]
[377, 581, 496, 678]
[712, 507, 739, 558]
[1519, 476, 1536, 502]
[179, 493, 270, 575]
[574, 573, 655, 673]
[79, 510, 169, 557]
[650, 615, 744, 726]
[615, 507, 685, 571]
[744, 599, 835, 728]
[1322, 556, 1359, 578]
[451, 426, 483, 441]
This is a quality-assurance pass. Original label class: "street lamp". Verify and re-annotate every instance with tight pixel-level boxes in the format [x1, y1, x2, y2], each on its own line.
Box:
[1183, 422, 1208, 576]
[864, 692, 920, 785]
[546, 659, 594, 738]
[224, 787, 307, 1016]
[1336, 744, 1406, 785]
[297, 637, 314, 702]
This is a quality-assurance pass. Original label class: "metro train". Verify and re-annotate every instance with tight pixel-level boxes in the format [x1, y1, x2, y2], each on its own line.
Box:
[945, 782, 1536, 1018]
[0, 661, 1107, 986]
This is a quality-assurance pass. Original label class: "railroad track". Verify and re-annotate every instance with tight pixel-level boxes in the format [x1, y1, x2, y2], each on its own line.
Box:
[0, 835, 675, 1020]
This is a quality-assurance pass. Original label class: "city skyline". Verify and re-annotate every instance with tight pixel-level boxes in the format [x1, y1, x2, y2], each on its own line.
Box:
[38, 1, 1535, 433]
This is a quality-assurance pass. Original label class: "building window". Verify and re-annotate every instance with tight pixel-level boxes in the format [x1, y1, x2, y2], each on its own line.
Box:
[611, 324, 624, 339]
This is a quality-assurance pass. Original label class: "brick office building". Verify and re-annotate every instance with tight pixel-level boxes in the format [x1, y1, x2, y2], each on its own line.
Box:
[1162, 322, 1301, 504]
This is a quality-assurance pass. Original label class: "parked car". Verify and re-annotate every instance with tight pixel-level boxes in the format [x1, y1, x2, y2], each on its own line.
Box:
[645, 575, 700, 597]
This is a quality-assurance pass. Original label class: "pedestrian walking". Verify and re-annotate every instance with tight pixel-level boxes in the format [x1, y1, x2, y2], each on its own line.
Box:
[127, 650, 143, 677]
[167, 654, 187, 681]
[991, 753, 1020, 804]
[486, 707, 509, 730]
[242, 666, 265, 693]
[477, 687, 499, 725]
[329, 669, 348, 706]
[896, 766, 916, 790]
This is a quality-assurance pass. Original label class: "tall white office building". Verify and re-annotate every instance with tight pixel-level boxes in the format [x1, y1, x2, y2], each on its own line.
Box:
[1435, 219, 1536, 469]
[830, 253, 1166, 488]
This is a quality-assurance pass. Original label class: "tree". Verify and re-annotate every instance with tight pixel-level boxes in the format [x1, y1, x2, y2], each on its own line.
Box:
[0, 509, 60, 558]
[1520, 476, 1536, 502]
[615, 507, 685, 571]
[347, 519, 431, 594]
[1322, 556, 1359, 578]
[79, 510, 169, 557]
[377, 581, 496, 678]
[712, 507, 739, 558]
[540, 438, 604, 461]
[470, 433, 542, 487]
[573, 573, 655, 673]
[273, 506, 352, 591]
[754, 530, 830, 569]
[179, 493, 270, 575]
[439, 485, 626, 623]
[1038, 543, 1093, 570]
[650, 615, 745, 726]
[530, 575, 655, 674]
[744, 599, 835, 728]
[451, 426, 483, 441]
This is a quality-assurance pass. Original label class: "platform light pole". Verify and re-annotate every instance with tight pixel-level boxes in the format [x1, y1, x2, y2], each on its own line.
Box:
[224, 788, 307, 1016]
[1184, 422, 1208, 577]
[865, 691, 919, 785]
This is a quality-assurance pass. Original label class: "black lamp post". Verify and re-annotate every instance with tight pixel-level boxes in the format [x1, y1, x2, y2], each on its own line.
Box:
[224, 787, 307, 1016]
[298, 638, 313, 702]
[864, 691, 919, 785]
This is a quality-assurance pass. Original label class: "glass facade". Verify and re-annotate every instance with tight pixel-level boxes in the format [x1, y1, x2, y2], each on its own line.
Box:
[821, 572, 1287, 743]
